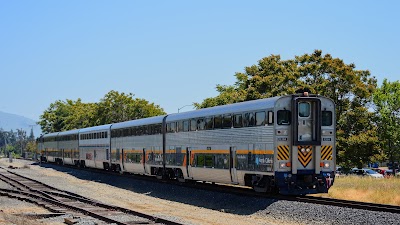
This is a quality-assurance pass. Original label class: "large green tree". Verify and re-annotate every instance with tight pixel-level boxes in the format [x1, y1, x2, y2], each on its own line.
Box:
[373, 79, 400, 165]
[195, 50, 378, 166]
[96, 90, 165, 125]
[38, 90, 166, 133]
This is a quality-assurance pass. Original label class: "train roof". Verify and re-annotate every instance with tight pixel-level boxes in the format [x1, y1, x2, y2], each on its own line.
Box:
[58, 129, 80, 136]
[79, 124, 112, 133]
[166, 96, 281, 122]
[42, 132, 59, 138]
[111, 115, 166, 129]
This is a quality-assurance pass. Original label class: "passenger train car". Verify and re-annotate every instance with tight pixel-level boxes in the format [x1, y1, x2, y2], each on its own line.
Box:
[37, 92, 336, 195]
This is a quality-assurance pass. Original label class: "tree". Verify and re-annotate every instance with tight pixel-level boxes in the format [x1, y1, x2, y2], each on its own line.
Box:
[96, 91, 165, 125]
[373, 79, 400, 165]
[38, 100, 74, 133]
[38, 90, 166, 133]
[28, 128, 35, 141]
[25, 141, 37, 153]
[195, 50, 378, 166]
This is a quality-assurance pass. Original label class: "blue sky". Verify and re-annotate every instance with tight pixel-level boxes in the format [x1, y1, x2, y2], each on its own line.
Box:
[1, 1, 399, 122]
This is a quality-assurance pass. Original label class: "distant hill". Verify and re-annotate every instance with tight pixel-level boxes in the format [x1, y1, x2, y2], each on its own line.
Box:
[0, 111, 42, 137]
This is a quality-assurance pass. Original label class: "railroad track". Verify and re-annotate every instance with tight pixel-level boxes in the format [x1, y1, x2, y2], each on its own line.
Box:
[0, 166, 183, 225]
[26, 162, 400, 216]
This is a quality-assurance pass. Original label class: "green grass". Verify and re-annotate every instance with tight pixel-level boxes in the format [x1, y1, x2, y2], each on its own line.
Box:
[314, 175, 400, 206]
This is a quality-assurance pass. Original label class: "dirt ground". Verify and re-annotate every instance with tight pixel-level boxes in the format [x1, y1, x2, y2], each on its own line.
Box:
[0, 159, 288, 225]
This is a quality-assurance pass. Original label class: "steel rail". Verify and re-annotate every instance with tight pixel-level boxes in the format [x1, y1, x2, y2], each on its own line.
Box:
[0, 167, 184, 225]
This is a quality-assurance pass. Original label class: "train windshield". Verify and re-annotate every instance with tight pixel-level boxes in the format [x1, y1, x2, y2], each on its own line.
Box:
[277, 110, 291, 125]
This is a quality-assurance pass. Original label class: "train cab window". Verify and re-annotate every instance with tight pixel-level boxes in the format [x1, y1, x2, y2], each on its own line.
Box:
[205, 117, 213, 130]
[214, 115, 222, 129]
[244, 112, 255, 127]
[190, 119, 197, 131]
[222, 114, 232, 129]
[277, 110, 291, 125]
[197, 118, 205, 130]
[322, 111, 333, 126]
[233, 114, 243, 128]
[255, 111, 266, 126]
[299, 102, 310, 117]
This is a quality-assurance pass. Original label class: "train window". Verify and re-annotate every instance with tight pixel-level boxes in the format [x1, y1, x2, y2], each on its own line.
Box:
[134, 127, 140, 136]
[197, 118, 205, 130]
[196, 154, 205, 167]
[222, 114, 232, 129]
[205, 117, 213, 130]
[155, 123, 162, 134]
[170, 122, 177, 133]
[214, 154, 229, 169]
[322, 111, 333, 126]
[143, 126, 148, 135]
[177, 121, 184, 132]
[233, 114, 243, 128]
[255, 111, 266, 126]
[299, 102, 310, 117]
[105, 132, 108, 138]
[214, 115, 222, 129]
[183, 120, 189, 132]
[190, 119, 197, 131]
[122, 129, 126, 137]
[277, 110, 291, 125]
[244, 112, 255, 127]
[205, 154, 214, 168]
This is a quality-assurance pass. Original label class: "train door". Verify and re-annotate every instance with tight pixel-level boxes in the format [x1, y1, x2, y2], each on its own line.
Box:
[292, 98, 321, 172]
[186, 147, 193, 179]
[230, 146, 238, 184]
[94, 150, 97, 168]
[142, 148, 146, 173]
[62, 149, 65, 164]
[121, 149, 125, 171]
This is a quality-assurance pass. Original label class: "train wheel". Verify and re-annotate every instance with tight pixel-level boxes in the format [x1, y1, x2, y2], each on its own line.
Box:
[252, 176, 270, 193]
[156, 168, 163, 180]
[116, 165, 123, 174]
[176, 169, 186, 183]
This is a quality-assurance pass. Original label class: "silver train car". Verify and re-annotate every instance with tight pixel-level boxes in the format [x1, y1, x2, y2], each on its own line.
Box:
[38, 92, 336, 195]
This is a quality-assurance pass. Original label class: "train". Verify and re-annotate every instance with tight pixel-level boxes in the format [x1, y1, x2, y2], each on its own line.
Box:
[37, 92, 336, 195]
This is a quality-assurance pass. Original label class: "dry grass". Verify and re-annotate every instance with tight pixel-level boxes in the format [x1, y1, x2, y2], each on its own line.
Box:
[0, 158, 31, 169]
[315, 175, 400, 206]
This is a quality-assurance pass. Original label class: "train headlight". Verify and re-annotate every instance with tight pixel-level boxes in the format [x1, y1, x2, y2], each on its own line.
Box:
[280, 163, 286, 168]
[306, 148, 311, 153]
[301, 148, 305, 153]
[324, 163, 330, 168]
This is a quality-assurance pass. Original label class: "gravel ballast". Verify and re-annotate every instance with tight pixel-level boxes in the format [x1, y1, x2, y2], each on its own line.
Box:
[1, 158, 400, 225]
